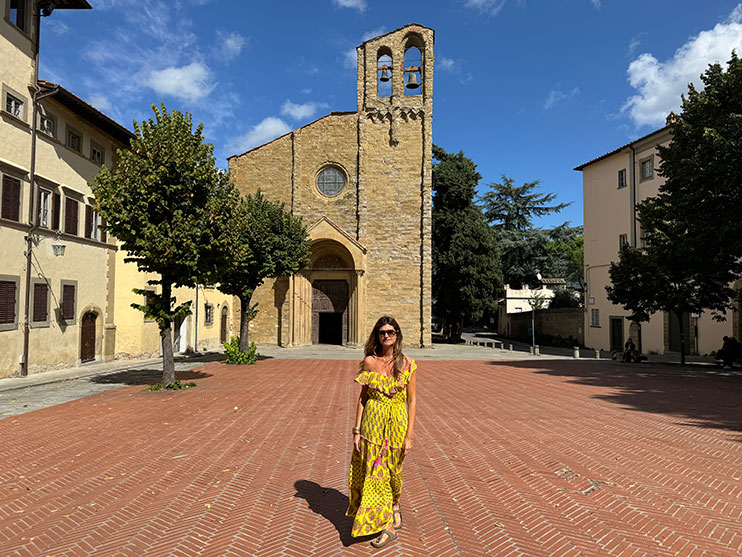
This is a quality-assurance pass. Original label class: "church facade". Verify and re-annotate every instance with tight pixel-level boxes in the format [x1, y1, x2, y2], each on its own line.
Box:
[228, 24, 434, 347]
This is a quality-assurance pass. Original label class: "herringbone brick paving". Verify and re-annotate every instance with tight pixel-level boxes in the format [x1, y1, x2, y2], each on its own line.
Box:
[1, 359, 741, 556]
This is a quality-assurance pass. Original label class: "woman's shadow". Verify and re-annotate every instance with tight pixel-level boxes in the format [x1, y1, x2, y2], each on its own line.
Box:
[293, 480, 372, 547]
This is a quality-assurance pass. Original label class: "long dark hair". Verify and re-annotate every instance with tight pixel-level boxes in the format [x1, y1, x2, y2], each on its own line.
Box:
[362, 316, 405, 379]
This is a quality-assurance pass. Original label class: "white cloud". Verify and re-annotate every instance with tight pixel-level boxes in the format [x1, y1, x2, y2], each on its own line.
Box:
[45, 20, 69, 36]
[228, 117, 291, 155]
[343, 27, 386, 69]
[622, 4, 742, 128]
[145, 62, 215, 103]
[88, 94, 112, 112]
[590, 0, 602, 8]
[627, 35, 642, 57]
[332, 0, 367, 12]
[280, 100, 328, 120]
[438, 57, 456, 71]
[343, 48, 358, 69]
[544, 86, 580, 110]
[216, 31, 247, 61]
[463, 0, 506, 17]
[301, 88, 312, 95]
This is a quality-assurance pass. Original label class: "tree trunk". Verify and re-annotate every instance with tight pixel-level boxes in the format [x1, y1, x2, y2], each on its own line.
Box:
[160, 280, 176, 386]
[676, 310, 686, 366]
[239, 295, 250, 353]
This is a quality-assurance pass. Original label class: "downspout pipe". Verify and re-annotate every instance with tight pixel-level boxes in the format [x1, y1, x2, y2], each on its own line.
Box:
[629, 145, 637, 247]
[21, 5, 43, 377]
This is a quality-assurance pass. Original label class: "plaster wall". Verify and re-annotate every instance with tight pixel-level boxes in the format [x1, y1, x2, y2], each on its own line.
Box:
[581, 131, 735, 354]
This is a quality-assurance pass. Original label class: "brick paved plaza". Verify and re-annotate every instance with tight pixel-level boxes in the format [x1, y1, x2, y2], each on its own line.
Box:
[1, 358, 741, 556]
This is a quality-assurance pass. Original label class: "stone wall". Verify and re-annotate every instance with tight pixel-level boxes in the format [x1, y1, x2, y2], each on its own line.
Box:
[506, 308, 584, 347]
[226, 24, 433, 347]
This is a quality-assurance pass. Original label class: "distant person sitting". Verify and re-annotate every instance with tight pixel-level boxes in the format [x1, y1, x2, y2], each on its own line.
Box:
[717, 336, 742, 368]
[622, 337, 637, 363]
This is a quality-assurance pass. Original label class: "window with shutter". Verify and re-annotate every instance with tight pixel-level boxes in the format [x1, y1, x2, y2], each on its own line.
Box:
[62, 284, 75, 321]
[38, 189, 51, 228]
[51, 192, 60, 230]
[0, 280, 17, 325]
[32, 282, 48, 323]
[2, 175, 22, 222]
[65, 197, 79, 235]
[85, 205, 93, 238]
[100, 217, 107, 243]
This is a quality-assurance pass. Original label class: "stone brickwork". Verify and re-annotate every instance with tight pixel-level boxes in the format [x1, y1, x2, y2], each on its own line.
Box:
[228, 24, 433, 347]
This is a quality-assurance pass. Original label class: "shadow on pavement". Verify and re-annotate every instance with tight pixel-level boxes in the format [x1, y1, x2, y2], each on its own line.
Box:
[494, 360, 742, 436]
[90, 368, 213, 386]
[294, 480, 368, 547]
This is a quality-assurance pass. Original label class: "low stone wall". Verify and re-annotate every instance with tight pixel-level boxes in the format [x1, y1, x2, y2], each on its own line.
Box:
[505, 308, 584, 347]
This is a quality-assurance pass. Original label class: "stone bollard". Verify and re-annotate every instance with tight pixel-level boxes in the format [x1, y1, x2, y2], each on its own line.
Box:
[573, 346, 580, 359]
[534, 345, 540, 356]
[594, 349, 600, 360]
[509, 344, 513, 351]
[529, 346, 534, 355]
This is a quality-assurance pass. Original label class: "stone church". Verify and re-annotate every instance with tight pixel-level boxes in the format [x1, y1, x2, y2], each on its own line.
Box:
[228, 24, 433, 347]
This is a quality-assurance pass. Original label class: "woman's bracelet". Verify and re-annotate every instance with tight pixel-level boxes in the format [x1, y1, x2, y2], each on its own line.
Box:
[352, 427, 361, 434]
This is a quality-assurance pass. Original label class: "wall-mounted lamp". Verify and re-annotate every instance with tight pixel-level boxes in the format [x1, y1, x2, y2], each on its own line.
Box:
[25, 230, 66, 257]
[39, 1, 56, 16]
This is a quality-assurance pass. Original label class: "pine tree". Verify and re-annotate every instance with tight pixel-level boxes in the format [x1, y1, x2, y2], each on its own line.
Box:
[480, 176, 571, 288]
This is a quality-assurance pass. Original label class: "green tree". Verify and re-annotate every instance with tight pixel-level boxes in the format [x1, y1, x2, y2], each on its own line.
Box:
[219, 192, 311, 352]
[607, 51, 742, 364]
[656, 51, 742, 261]
[606, 225, 736, 364]
[543, 225, 584, 283]
[480, 176, 571, 288]
[92, 104, 238, 386]
[432, 145, 502, 342]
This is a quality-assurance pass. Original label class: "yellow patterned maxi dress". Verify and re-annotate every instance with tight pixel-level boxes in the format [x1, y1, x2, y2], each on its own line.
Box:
[346, 360, 417, 537]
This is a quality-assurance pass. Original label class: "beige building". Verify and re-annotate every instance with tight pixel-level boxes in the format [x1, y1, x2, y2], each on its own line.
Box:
[497, 280, 563, 338]
[229, 24, 434, 347]
[576, 124, 741, 355]
[0, 0, 230, 378]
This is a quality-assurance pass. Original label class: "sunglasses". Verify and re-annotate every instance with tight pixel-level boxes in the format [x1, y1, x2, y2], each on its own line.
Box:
[378, 329, 397, 338]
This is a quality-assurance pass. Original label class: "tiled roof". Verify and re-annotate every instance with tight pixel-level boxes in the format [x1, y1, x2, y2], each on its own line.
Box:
[37, 80, 134, 144]
[573, 126, 669, 171]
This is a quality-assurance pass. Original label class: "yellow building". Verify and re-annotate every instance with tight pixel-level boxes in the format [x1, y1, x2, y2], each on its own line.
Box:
[0, 0, 230, 378]
[229, 24, 434, 347]
[576, 121, 741, 355]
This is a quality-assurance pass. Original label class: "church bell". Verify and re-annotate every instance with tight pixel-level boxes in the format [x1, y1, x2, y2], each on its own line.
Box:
[405, 71, 420, 89]
[379, 67, 391, 82]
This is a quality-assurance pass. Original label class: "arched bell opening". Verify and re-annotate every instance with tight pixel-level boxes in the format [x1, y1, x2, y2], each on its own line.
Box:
[403, 37, 423, 96]
[377, 47, 393, 99]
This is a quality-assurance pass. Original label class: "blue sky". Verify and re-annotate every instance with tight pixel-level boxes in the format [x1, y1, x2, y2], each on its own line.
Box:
[40, 0, 742, 229]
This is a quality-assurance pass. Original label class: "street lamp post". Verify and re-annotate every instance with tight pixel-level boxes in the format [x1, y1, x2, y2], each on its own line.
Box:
[531, 271, 542, 354]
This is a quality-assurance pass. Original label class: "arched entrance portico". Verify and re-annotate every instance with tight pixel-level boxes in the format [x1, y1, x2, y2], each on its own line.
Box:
[285, 217, 367, 346]
[307, 239, 356, 345]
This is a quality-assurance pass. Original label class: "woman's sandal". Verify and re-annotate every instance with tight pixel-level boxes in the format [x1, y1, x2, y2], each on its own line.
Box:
[393, 508, 403, 530]
[371, 529, 398, 549]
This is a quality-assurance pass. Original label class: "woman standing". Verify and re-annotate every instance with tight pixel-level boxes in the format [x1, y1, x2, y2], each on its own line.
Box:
[346, 316, 417, 548]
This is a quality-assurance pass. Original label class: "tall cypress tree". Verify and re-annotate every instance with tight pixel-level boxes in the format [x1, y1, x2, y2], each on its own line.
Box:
[432, 145, 502, 342]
